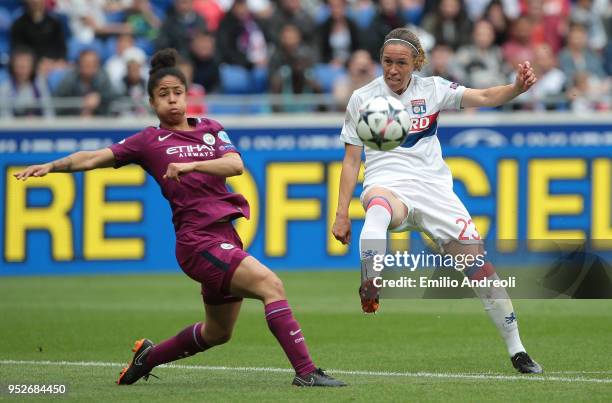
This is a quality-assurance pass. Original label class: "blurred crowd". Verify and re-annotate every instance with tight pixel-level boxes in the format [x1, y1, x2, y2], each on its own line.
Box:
[0, 0, 610, 117]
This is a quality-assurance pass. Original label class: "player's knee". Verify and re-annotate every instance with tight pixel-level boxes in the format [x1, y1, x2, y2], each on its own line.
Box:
[205, 330, 232, 346]
[262, 272, 286, 300]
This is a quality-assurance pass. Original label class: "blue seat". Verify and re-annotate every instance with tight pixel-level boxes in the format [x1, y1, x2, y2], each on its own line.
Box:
[67, 37, 106, 62]
[0, 68, 9, 84]
[135, 38, 154, 56]
[312, 63, 346, 93]
[0, 34, 9, 54]
[47, 68, 68, 92]
[0, 7, 12, 31]
[104, 36, 118, 61]
[350, 6, 375, 29]
[51, 12, 72, 39]
[151, 0, 173, 13]
[10, 6, 23, 22]
[105, 10, 125, 24]
[250, 66, 268, 93]
[315, 5, 330, 24]
[220, 64, 250, 94]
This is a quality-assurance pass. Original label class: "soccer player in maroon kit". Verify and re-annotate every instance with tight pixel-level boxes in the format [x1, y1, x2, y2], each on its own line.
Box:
[14, 48, 346, 387]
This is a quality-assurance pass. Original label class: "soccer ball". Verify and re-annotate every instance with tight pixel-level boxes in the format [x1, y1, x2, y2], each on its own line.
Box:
[356, 96, 411, 151]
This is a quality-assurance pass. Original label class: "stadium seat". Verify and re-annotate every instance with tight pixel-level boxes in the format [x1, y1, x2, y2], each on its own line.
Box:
[51, 12, 72, 39]
[0, 7, 12, 31]
[9, 6, 23, 21]
[349, 6, 375, 29]
[0, 68, 8, 84]
[135, 38, 155, 56]
[220, 65, 268, 95]
[104, 10, 126, 24]
[1, 0, 21, 14]
[312, 63, 347, 93]
[47, 68, 68, 93]
[251, 66, 268, 94]
[151, 0, 173, 13]
[220, 65, 250, 94]
[67, 38, 106, 62]
[0, 35, 9, 57]
[314, 5, 330, 24]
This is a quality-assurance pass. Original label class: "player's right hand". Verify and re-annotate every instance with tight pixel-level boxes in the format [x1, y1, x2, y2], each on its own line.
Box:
[332, 214, 352, 245]
[13, 163, 52, 181]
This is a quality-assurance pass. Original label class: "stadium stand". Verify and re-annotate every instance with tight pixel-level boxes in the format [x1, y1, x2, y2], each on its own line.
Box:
[0, 0, 609, 116]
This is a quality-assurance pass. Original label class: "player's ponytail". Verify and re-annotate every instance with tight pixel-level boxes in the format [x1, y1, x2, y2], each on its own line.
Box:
[147, 48, 188, 97]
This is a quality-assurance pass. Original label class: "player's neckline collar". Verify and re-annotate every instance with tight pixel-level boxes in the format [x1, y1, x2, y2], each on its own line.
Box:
[157, 117, 201, 133]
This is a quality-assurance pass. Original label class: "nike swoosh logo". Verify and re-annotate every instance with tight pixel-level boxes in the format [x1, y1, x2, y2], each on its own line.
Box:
[295, 376, 315, 386]
[289, 329, 301, 336]
[134, 346, 152, 366]
[158, 133, 173, 141]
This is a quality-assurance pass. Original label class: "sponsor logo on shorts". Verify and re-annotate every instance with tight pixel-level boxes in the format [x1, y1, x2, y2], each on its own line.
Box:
[289, 329, 301, 336]
[450, 82, 459, 89]
[218, 131, 232, 144]
[203, 133, 216, 145]
[220, 243, 235, 250]
[118, 139, 126, 144]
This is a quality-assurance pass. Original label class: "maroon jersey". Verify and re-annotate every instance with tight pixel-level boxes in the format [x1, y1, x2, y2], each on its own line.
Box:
[109, 117, 250, 244]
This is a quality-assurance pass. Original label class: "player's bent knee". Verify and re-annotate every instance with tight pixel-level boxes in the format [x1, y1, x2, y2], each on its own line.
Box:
[205, 331, 232, 346]
[262, 272, 286, 301]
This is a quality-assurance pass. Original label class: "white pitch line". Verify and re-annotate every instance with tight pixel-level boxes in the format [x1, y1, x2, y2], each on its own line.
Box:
[1, 360, 611, 384]
[549, 371, 612, 375]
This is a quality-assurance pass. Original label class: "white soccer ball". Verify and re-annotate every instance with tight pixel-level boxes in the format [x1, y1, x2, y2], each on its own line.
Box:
[356, 96, 411, 151]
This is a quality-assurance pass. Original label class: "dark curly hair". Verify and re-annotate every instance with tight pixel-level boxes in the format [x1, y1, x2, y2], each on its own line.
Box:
[147, 48, 188, 97]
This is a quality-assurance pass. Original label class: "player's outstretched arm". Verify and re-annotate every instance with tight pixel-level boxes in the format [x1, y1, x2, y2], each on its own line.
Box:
[461, 61, 537, 108]
[13, 148, 116, 181]
[164, 152, 244, 182]
[332, 144, 362, 245]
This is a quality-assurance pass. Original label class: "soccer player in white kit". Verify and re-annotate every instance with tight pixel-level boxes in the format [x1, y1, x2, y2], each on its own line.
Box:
[332, 28, 543, 374]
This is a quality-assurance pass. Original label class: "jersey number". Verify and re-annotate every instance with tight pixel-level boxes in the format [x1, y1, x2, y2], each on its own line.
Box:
[456, 218, 481, 240]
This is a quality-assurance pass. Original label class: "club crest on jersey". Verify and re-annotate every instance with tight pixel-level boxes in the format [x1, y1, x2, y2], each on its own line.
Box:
[203, 133, 215, 145]
[411, 99, 426, 114]
[218, 131, 232, 144]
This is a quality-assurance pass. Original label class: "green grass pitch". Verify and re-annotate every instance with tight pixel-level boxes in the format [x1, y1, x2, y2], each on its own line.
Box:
[1, 271, 611, 402]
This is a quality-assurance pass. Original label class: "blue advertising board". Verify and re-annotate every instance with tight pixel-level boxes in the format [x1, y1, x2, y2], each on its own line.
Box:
[1, 121, 611, 275]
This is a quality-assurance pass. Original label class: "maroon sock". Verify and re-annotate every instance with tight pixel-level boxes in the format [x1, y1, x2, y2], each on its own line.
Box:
[146, 322, 211, 368]
[265, 300, 316, 376]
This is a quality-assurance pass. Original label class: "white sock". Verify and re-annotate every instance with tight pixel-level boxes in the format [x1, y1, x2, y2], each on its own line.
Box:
[473, 273, 526, 357]
[360, 203, 391, 279]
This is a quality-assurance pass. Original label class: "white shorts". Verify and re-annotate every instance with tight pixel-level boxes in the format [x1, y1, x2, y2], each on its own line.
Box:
[361, 181, 481, 245]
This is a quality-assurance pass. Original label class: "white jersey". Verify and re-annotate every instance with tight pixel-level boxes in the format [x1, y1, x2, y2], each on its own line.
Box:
[340, 75, 466, 189]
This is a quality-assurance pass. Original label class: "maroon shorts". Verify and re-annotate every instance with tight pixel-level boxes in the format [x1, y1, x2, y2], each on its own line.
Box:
[175, 222, 250, 305]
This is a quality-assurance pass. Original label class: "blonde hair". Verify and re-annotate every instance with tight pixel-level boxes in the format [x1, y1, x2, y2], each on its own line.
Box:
[380, 28, 427, 71]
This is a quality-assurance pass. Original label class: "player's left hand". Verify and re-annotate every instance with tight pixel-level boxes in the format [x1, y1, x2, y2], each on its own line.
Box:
[164, 162, 195, 182]
[514, 61, 537, 93]
[13, 163, 52, 181]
